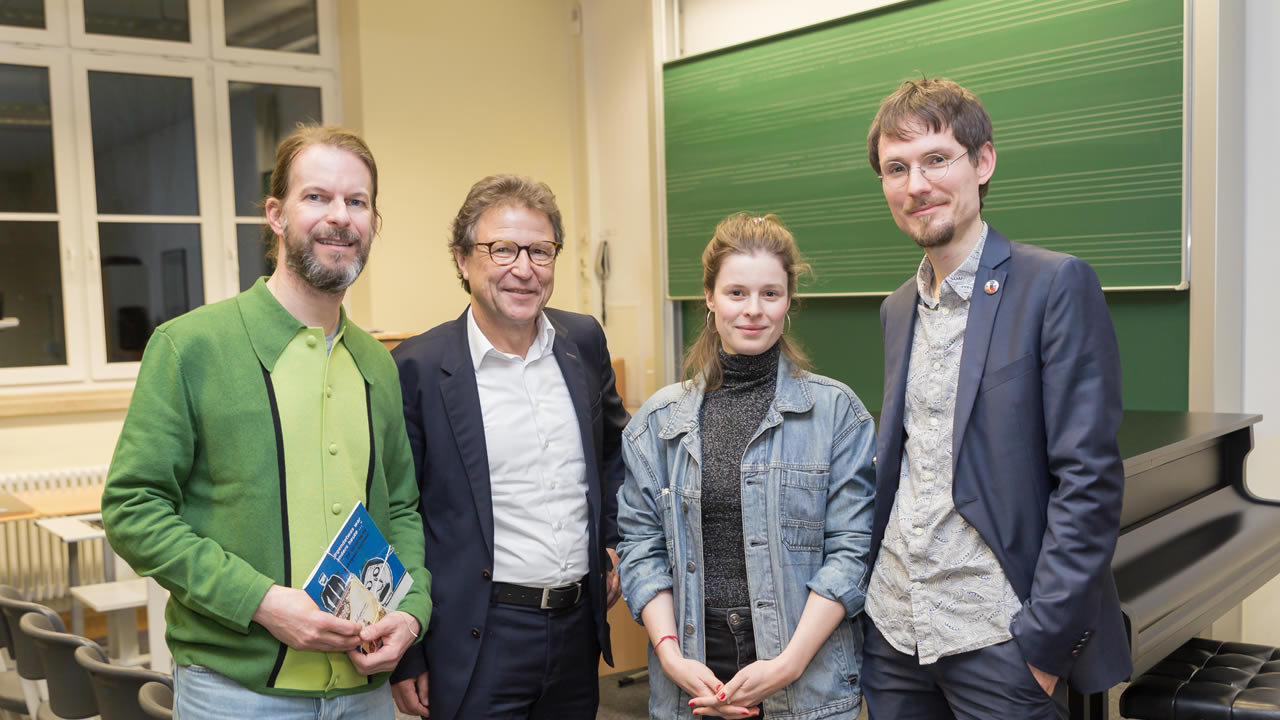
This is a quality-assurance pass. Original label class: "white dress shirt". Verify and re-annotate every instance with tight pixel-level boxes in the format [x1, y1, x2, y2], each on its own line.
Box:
[467, 308, 590, 587]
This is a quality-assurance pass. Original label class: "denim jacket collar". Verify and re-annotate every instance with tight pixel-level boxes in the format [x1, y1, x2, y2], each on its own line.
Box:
[658, 353, 812, 441]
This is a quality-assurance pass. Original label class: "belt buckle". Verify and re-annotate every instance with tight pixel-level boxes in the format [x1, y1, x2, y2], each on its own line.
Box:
[540, 586, 553, 610]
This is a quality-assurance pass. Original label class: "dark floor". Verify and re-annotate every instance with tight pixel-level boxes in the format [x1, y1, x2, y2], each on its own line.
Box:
[596, 667, 651, 720]
[108, 623, 1124, 719]
[594, 671, 1125, 720]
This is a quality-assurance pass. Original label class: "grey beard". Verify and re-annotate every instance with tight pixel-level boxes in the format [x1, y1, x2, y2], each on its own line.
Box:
[282, 219, 366, 293]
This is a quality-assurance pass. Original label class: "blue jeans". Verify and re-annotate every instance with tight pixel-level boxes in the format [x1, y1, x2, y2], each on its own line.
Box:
[173, 664, 393, 720]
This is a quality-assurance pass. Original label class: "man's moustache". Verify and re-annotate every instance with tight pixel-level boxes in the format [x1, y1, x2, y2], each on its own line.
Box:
[906, 197, 945, 212]
[311, 229, 362, 244]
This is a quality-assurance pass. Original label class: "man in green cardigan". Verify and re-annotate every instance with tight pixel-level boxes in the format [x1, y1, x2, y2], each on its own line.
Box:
[102, 125, 430, 719]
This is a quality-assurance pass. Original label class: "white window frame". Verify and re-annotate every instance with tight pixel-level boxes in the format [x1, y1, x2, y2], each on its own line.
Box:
[209, 0, 337, 69]
[67, 0, 211, 58]
[212, 63, 338, 294]
[0, 1, 69, 46]
[71, 52, 223, 380]
[0, 0, 339, 391]
[0, 45, 88, 386]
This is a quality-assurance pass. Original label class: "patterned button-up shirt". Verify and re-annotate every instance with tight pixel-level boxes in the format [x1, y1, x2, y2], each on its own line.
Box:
[865, 224, 1023, 664]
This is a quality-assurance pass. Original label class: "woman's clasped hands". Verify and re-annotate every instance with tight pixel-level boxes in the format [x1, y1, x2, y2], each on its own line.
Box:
[685, 654, 804, 718]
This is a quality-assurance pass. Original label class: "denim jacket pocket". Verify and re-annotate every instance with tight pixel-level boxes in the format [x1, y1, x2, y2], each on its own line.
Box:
[778, 469, 828, 554]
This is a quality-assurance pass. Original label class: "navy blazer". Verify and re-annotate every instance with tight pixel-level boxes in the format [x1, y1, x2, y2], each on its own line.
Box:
[872, 228, 1131, 694]
[390, 307, 628, 720]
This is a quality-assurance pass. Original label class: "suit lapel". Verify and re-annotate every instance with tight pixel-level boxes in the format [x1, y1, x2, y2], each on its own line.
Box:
[550, 320, 601, 539]
[951, 230, 1011, 471]
[438, 314, 495, 556]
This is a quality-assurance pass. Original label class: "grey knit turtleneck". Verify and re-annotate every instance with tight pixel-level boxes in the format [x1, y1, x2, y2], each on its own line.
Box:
[699, 342, 779, 608]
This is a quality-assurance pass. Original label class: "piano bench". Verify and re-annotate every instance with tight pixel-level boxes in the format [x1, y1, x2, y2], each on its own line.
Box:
[1120, 637, 1280, 719]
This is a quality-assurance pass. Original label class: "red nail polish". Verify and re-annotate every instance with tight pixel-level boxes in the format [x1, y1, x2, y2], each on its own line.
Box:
[718, 692, 726, 701]
[688, 699, 696, 707]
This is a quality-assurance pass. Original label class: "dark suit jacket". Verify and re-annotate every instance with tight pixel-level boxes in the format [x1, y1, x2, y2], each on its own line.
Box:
[872, 228, 1131, 695]
[389, 307, 629, 720]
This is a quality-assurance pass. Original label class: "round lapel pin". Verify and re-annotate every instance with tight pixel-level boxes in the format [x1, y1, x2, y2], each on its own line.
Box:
[984, 279, 1000, 295]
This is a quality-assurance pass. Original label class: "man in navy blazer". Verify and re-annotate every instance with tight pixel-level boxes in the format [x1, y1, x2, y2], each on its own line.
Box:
[389, 175, 628, 719]
[860, 78, 1130, 719]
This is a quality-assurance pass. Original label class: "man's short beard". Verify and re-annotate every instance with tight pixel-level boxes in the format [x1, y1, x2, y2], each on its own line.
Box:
[911, 215, 956, 249]
[281, 218, 369, 293]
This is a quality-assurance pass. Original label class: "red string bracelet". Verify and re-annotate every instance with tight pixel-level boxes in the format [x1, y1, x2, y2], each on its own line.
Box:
[654, 634, 678, 650]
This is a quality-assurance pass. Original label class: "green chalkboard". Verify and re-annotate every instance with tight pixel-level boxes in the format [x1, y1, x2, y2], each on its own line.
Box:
[664, 0, 1185, 297]
[679, 292, 1190, 413]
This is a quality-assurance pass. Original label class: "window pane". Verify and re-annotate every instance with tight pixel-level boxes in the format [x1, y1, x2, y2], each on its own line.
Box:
[229, 82, 321, 216]
[237, 222, 271, 291]
[0, 64, 56, 213]
[99, 222, 202, 362]
[84, 0, 189, 42]
[224, 0, 318, 54]
[0, 221, 66, 368]
[0, 0, 44, 29]
[89, 71, 198, 216]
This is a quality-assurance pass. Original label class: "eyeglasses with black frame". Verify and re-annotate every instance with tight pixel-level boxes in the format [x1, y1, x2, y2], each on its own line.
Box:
[473, 240, 562, 267]
[878, 151, 970, 188]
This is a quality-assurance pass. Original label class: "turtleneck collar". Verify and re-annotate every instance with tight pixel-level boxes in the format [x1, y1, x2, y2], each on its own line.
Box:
[718, 341, 780, 389]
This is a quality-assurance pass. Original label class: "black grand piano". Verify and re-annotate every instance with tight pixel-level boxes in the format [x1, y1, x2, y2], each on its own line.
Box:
[1070, 411, 1276, 719]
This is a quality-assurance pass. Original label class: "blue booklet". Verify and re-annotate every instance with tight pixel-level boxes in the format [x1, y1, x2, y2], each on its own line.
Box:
[302, 502, 413, 649]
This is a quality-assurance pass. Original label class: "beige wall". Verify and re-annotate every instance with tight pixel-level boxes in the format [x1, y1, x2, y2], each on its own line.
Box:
[339, 0, 589, 335]
[0, 410, 123, 473]
[2, 0, 597, 475]
[579, 0, 664, 406]
[1240, 0, 1280, 647]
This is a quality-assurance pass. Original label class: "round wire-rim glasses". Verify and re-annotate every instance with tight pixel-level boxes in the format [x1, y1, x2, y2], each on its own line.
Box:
[474, 240, 562, 267]
[878, 150, 970, 188]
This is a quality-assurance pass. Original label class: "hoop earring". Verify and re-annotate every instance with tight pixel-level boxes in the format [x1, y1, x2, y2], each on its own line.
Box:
[785, 313, 792, 333]
[706, 310, 716, 333]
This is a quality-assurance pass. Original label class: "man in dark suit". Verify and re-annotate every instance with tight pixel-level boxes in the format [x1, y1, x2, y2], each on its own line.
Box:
[860, 77, 1130, 719]
[389, 175, 628, 719]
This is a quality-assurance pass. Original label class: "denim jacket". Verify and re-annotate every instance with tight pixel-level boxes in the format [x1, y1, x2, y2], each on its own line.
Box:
[617, 356, 876, 720]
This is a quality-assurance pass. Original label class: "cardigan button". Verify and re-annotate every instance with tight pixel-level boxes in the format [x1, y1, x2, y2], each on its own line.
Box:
[481, 569, 491, 580]
[471, 628, 481, 638]
[328, 442, 339, 455]
[331, 503, 342, 515]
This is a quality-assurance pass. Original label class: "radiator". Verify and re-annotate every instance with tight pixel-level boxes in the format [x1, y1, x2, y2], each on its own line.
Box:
[0, 466, 109, 602]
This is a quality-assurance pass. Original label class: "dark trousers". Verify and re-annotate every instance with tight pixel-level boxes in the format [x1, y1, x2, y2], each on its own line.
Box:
[705, 606, 764, 717]
[862, 618, 1067, 720]
[452, 596, 600, 720]
[704, 606, 758, 683]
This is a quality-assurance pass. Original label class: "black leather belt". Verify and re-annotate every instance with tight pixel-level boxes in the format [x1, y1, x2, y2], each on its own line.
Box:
[492, 579, 585, 610]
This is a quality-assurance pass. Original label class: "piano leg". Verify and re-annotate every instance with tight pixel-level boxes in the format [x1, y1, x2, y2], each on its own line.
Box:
[1069, 688, 1108, 720]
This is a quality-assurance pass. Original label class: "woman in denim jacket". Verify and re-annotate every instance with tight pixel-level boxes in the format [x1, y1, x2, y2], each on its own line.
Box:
[617, 213, 876, 719]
